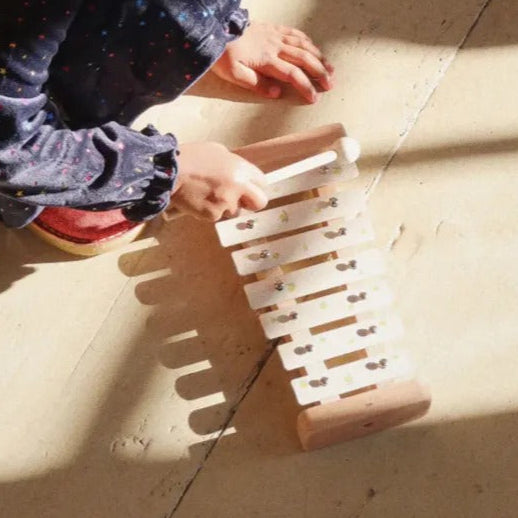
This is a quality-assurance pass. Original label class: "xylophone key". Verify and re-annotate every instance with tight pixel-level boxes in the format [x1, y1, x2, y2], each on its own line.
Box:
[231, 214, 375, 276]
[259, 278, 394, 339]
[244, 248, 386, 310]
[291, 352, 414, 406]
[215, 189, 366, 247]
[277, 312, 404, 371]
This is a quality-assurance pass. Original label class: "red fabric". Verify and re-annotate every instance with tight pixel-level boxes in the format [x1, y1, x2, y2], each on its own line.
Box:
[34, 207, 139, 244]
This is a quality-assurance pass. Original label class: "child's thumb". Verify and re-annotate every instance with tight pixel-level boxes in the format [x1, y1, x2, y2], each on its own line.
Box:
[239, 183, 269, 212]
[233, 161, 269, 211]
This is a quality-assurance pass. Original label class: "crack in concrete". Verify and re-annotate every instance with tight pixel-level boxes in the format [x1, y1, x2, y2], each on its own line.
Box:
[434, 219, 444, 237]
[347, 487, 378, 518]
[366, 0, 495, 199]
[166, 341, 279, 518]
[435, 219, 445, 237]
[388, 223, 406, 251]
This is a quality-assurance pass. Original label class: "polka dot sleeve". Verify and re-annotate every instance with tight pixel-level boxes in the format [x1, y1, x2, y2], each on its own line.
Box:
[0, 1, 178, 228]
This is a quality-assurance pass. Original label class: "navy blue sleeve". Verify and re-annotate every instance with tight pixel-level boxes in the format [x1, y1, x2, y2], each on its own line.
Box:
[0, 1, 177, 227]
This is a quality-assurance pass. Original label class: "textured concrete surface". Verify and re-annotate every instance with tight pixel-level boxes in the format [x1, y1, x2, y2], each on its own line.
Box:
[2, 1, 518, 517]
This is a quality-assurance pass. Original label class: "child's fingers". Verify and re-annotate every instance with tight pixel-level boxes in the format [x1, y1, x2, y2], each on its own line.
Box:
[233, 160, 268, 211]
[280, 34, 334, 75]
[220, 196, 241, 219]
[281, 35, 323, 60]
[223, 207, 242, 219]
[233, 160, 268, 191]
[260, 60, 319, 103]
[228, 62, 283, 99]
[322, 58, 335, 75]
[277, 25, 313, 42]
[279, 46, 334, 91]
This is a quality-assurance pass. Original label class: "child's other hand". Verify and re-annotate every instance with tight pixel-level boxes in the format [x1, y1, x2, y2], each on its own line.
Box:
[212, 21, 334, 104]
[170, 142, 268, 222]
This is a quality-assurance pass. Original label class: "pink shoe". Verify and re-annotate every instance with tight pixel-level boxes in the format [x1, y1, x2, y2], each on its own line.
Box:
[29, 207, 146, 256]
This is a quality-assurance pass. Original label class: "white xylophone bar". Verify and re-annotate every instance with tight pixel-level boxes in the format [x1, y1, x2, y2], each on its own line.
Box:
[291, 351, 415, 406]
[231, 214, 375, 276]
[259, 278, 394, 340]
[216, 189, 366, 247]
[277, 312, 404, 371]
[244, 248, 386, 310]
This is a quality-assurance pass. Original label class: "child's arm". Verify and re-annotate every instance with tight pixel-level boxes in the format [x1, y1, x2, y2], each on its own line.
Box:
[0, 2, 182, 228]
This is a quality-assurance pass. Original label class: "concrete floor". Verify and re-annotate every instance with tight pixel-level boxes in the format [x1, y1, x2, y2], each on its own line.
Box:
[2, 0, 518, 516]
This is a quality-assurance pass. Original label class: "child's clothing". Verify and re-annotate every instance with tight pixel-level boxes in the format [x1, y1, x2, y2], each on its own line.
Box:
[0, 1, 248, 228]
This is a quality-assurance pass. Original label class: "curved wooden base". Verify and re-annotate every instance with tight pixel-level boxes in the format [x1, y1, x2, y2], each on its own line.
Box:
[297, 379, 431, 451]
[29, 220, 146, 257]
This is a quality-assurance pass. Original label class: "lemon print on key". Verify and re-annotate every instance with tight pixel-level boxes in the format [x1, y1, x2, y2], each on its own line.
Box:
[279, 210, 289, 223]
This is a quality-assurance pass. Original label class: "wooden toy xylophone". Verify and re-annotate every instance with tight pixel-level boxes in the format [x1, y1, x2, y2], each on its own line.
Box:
[214, 124, 431, 450]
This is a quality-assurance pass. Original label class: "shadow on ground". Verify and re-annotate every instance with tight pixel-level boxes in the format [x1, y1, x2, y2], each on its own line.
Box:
[2, 0, 518, 516]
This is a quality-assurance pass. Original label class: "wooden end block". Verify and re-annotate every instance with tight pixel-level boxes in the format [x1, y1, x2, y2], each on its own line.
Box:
[234, 123, 346, 171]
[297, 379, 431, 451]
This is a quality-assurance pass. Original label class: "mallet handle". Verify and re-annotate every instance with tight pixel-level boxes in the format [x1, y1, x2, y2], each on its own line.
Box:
[264, 150, 338, 185]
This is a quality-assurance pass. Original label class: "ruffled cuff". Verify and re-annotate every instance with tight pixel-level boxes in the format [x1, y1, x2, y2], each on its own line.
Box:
[122, 125, 178, 222]
[226, 7, 250, 38]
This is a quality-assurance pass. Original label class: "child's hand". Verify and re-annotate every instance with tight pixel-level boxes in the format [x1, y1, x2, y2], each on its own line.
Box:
[212, 21, 334, 104]
[169, 142, 268, 221]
